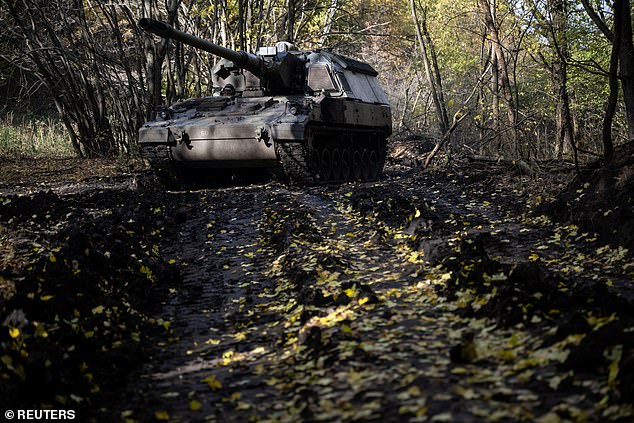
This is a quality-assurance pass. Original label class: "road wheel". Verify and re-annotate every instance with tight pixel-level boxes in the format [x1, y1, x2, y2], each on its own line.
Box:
[341, 149, 351, 180]
[369, 150, 380, 179]
[352, 149, 363, 180]
[331, 148, 342, 181]
[360, 149, 371, 180]
[320, 149, 332, 181]
[310, 149, 321, 178]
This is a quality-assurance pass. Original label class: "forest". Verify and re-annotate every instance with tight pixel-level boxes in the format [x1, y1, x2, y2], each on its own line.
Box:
[1, 0, 634, 422]
[0, 0, 631, 161]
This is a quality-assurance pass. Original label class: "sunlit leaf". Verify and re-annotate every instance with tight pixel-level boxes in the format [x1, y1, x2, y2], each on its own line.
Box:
[154, 410, 169, 420]
[91, 305, 105, 315]
[202, 374, 222, 391]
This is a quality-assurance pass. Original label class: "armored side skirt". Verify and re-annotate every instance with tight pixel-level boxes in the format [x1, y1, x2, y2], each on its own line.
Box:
[138, 123, 304, 169]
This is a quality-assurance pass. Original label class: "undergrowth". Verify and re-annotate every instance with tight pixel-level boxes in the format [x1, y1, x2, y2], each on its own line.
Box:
[0, 113, 74, 158]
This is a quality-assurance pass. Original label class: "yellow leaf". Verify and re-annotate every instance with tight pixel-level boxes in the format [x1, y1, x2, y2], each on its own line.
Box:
[343, 288, 357, 298]
[35, 324, 48, 338]
[9, 327, 19, 338]
[140, 265, 154, 281]
[548, 375, 562, 390]
[455, 385, 476, 399]
[497, 349, 515, 361]
[189, 400, 202, 411]
[91, 305, 105, 315]
[40, 295, 54, 301]
[1, 355, 13, 367]
[202, 374, 222, 391]
[407, 386, 422, 396]
[228, 392, 242, 402]
[120, 410, 134, 418]
[536, 412, 561, 423]
[414, 209, 421, 218]
[154, 410, 169, 420]
[607, 345, 623, 388]
[358, 297, 369, 305]
[49, 254, 57, 263]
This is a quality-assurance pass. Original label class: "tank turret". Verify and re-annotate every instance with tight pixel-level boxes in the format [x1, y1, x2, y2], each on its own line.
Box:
[138, 18, 303, 94]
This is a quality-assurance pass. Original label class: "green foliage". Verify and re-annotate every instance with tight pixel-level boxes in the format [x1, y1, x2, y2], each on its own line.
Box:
[0, 0, 626, 160]
[0, 114, 73, 158]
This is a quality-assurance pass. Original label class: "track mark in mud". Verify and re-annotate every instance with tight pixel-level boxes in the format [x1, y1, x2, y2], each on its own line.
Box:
[112, 172, 633, 422]
[3, 160, 633, 422]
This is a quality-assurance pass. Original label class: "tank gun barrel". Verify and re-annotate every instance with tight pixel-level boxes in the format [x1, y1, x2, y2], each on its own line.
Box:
[138, 18, 268, 77]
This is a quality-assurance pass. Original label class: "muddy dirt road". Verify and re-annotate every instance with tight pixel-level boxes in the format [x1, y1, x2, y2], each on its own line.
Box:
[1, 159, 633, 422]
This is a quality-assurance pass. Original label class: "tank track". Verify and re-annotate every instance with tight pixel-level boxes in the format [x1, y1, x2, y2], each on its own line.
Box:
[276, 142, 317, 184]
[140, 144, 184, 188]
[277, 125, 388, 185]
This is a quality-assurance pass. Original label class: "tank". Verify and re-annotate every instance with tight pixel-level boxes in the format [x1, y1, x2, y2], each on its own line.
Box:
[137, 18, 391, 184]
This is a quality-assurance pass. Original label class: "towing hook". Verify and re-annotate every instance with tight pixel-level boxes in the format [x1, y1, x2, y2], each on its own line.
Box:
[255, 126, 272, 147]
[173, 130, 192, 150]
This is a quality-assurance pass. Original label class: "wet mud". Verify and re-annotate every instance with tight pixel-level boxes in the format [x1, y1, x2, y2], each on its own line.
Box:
[1, 155, 633, 422]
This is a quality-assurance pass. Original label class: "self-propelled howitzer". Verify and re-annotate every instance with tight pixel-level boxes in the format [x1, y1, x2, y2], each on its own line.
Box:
[137, 18, 391, 184]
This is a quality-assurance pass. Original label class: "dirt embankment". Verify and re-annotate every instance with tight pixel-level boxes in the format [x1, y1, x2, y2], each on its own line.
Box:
[1, 154, 633, 422]
[547, 141, 634, 251]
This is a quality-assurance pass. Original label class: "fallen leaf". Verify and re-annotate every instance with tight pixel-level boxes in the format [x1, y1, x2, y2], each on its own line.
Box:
[154, 410, 169, 420]
[202, 374, 222, 391]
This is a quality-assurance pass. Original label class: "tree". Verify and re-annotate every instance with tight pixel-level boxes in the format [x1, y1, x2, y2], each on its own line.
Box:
[478, 0, 517, 154]
[546, 0, 575, 160]
[2, 0, 118, 156]
[409, 0, 449, 136]
[581, 0, 634, 153]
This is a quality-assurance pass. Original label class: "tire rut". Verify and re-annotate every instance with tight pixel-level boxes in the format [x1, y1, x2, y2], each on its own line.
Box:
[116, 186, 280, 420]
[112, 173, 633, 422]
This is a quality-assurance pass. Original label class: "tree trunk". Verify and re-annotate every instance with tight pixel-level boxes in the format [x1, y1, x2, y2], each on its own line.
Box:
[548, 0, 575, 160]
[618, 0, 634, 141]
[582, 0, 634, 142]
[410, 0, 449, 135]
[603, 0, 622, 160]
[238, 0, 246, 50]
[285, 0, 295, 43]
[320, 0, 338, 46]
[478, 0, 517, 153]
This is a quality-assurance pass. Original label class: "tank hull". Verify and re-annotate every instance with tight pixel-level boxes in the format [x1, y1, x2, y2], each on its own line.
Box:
[139, 94, 391, 182]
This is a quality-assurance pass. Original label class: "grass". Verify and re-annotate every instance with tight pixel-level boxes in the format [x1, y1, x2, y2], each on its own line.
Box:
[0, 113, 75, 158]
